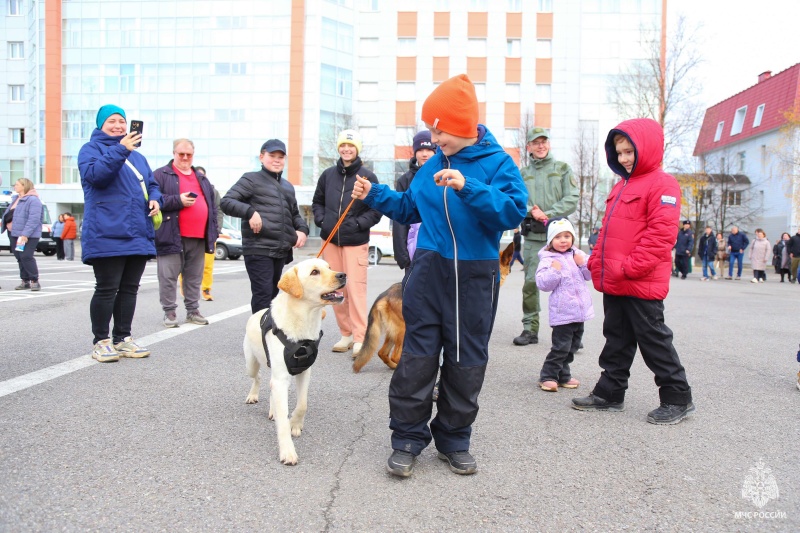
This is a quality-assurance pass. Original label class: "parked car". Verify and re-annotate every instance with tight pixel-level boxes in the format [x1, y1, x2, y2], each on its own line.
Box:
[368, 216, 394, 264]
[215, 220, 243, 260]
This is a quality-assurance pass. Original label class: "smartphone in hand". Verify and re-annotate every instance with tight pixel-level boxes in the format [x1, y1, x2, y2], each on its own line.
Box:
[187, 192, 198, 198]
[130, 120, 144, 147]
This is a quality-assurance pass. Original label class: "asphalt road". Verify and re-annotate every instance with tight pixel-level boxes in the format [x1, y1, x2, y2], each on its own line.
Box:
[0, 248, 798, 532]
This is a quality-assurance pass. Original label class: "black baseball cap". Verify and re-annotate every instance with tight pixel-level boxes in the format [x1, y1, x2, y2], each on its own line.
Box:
[261, 139, 286, 154]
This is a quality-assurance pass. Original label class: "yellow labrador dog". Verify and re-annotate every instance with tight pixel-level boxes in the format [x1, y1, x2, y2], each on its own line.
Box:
[243, 258, 346, 465]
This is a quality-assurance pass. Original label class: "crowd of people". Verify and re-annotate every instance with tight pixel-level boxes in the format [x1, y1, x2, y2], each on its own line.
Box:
[673, 223, 800, 283]
[6, 72, 798, 481]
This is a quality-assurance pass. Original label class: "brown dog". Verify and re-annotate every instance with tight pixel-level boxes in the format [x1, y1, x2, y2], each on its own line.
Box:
[352, 242, 515, 373]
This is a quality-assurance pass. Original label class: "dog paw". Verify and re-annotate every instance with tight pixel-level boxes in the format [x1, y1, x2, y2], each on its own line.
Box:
[245, 394, 259, 404]
[280, 449, 298, 465]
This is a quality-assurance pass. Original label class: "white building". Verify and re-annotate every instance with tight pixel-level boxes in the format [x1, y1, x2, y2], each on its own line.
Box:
[1, 0, 664, 233]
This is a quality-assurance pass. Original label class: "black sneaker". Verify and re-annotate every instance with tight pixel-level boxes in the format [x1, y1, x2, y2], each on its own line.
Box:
[513, 330, 538, 346]
[386, 450, 416, 477]
[438, 450, 477, 475]
[646, 402, 695, 425]
[571, 393, 624, 411]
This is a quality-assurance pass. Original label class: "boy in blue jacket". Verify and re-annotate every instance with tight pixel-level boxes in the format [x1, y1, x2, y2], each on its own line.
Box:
[351, 74, 528, 477]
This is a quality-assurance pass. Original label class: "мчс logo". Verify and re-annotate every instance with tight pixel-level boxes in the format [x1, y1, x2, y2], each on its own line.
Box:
[741, 459, 779, 509]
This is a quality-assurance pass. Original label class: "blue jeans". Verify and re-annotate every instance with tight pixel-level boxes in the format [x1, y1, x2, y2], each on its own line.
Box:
[702, 257, 716, 278]
[728, 251, 743, 277]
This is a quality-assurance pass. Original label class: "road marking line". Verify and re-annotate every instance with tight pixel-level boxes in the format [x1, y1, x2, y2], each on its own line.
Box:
[0, 304, 251, 399]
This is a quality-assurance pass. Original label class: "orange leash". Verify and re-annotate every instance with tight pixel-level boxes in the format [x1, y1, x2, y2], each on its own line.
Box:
[317, 197, 357, 258]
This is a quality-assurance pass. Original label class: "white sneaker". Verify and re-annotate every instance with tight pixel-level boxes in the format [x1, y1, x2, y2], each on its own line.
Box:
[332, 335, 354, 352]
[713, 275, 719, 280]
[352, 342, 363, 355]
[751, 278, 758, 283]
[92, 339, 120, 363]
[759, 279, 765, 283]
[114, 336, 151, 358]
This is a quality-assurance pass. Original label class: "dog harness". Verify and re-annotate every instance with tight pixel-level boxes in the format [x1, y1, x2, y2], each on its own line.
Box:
[260, 308, 323, 376]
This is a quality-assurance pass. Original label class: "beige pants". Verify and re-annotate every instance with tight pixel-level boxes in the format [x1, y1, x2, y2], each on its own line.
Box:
[322, 242, 369, 343]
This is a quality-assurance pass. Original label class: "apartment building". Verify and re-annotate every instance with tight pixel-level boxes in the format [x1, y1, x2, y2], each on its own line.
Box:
[1, 0, 663, 227]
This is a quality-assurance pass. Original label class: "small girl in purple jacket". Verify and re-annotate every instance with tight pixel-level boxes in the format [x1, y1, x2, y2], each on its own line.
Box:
[535, 218, 594, 392]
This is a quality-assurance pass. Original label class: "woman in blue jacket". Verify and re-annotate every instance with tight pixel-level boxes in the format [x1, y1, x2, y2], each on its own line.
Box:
[6, 178, 43, 291]
[78, 104, 162, 363]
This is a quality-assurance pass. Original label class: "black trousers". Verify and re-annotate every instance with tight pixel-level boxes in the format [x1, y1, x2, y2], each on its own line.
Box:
[54, 237, 65, 260]
[592, 294, 692, 405]
[90, 255, 148, 344]
[243, 254, 285, 314]
[675, 253, 690, 277]
[10, 236, 40, 282]
[539, 322, 584, 383]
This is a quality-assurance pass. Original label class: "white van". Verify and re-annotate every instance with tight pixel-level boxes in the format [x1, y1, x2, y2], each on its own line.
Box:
[0, 191, 57, 255]
[368, 216, 394, 264]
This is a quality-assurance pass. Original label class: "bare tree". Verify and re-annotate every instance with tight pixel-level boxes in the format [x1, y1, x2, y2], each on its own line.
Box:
[572, 121, 602, 245]
[700, 150, 763, 234]
[609, 14, 705, 171]
[772, 106, 800, 227]
[515, 108, 536, 168]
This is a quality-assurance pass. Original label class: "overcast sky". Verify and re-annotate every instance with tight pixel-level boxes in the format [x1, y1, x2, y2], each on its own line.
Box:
[668, 0, 799, 108]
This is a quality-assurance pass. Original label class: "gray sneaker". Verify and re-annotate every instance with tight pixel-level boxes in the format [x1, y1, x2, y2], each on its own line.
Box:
[163, 311, 179, 328]
[386, 450, 416, 477]
[186, 311, 209, 325]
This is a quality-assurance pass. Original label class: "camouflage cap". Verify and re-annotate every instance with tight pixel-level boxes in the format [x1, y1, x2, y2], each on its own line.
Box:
[526, 127, 550, 143]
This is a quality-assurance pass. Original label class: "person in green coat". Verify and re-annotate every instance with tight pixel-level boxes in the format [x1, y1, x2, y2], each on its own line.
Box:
[513, 127, 580, 346]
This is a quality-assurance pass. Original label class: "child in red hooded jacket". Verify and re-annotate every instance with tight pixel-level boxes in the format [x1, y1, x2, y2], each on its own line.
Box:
[573, 118, 695, 425]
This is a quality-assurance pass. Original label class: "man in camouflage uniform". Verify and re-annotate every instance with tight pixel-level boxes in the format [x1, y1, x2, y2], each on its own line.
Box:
[514, 127, 580, 346]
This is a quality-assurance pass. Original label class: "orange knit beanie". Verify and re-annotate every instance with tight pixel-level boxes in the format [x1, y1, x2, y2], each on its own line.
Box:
[421, 74, 479, 138]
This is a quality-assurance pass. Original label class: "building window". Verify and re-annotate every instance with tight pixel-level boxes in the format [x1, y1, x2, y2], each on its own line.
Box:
[8, 0, 22, 15]
[473, 83, 486, 101]
[433, 0, 450, 9]
[507, 0, 522, 11]
[214, 109, 246, 121]
[359, 82, 378, 101]
[9, 160, 24, 183]
[713, 121, 724, 142]
[761, 144, 768, 171]
[359, 37, 379, 56]
[536, 84, 551, 103]
[505, 83, 520, 102]
[322, 17, 354, 54]
[730, 105, 747, 136]
[504, 128, 518, 147]
[725, 190, 741, 206]
[8, 42, 24, 59]
[10, 129, 25, 144]
[359, 0, 379, 10]
[397, 38, 416, 56]
[395, 127, 415, 145]
[538, 0, 553, 12]
[467, 39, 487, 56]
[753, 104, 765, 127]
[700, 189, 713, 206]
[396, 82, 415, 101]
[9, 85, 24, 102]
[433, 38, 449, 56]
[321, 64, 352, 98]
[738, 151, 746, 172]
[506, 39, 521, 58]
[536, 39, 552, 58]
[215, 63, 247, 75]
[469, 0, 488, 9]
[120, 64, 136, 93]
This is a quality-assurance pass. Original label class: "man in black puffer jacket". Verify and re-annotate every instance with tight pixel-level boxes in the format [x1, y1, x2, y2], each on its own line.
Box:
[393, 131, 437, 271]
[312, 129, 382, 355]
[221, 139, 309, 313]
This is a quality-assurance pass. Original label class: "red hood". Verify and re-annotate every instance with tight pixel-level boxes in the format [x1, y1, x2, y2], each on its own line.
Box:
[604, 118, 664, 179]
